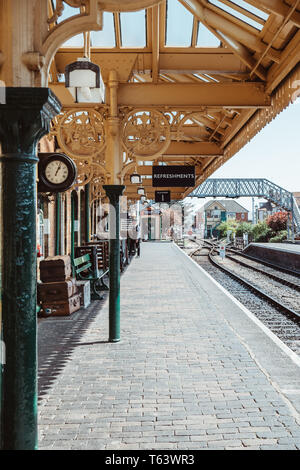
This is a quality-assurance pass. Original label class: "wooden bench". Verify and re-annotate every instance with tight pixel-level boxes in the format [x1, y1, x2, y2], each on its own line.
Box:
[73, 248, 108, 300]
[84, 241, 109, 273]
[86, 239, 132, 272]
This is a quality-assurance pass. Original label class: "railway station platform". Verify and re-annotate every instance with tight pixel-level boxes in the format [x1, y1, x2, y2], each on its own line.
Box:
[38, 242, 300, 450]
[244, 243, 300, 272]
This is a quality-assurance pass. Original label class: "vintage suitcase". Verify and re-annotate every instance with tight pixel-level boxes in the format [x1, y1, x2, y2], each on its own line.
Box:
[41, 294, 81, 317]
[40, 255, 72, 283]
[37, 279, 78, 303]
[76, 280, 91, 309]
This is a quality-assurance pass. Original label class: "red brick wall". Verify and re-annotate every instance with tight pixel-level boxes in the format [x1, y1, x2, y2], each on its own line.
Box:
[236, 212, 248, 222]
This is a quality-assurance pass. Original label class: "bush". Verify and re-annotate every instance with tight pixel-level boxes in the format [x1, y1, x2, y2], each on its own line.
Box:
[266, 211, 288, 232]
[217, 219, 238, 238]
[250, 221, 273, 242]
[269, 230, 287, 243]
[235, 222, 253, 237]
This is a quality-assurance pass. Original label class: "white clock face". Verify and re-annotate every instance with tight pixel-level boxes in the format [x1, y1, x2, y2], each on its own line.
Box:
[45, 160, 69, 184]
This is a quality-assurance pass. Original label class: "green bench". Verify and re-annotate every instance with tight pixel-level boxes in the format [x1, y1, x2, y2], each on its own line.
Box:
[73, 253, 107, 300]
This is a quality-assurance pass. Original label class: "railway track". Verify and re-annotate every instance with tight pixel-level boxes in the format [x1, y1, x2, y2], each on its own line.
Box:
[223, 250, 300, 292]
[183, 238, 300, 355]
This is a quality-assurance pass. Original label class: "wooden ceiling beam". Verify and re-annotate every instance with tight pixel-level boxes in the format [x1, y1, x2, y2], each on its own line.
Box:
[114, 82, 271, 108]
[151, 4, 160, 83]
[54, 50, 249, 76]
[247, 0, 300, 27]
[165, 141, 223, 155]
[179, 0, 281, 63]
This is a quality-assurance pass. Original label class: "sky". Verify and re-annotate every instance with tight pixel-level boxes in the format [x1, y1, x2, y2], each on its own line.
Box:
[190, 101, 300, 215]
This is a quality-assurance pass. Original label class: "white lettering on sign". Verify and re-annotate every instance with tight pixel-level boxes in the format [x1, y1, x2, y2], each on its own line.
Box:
[43, 219, 50, 235]
[0, 340, 6, 365]
[0, 81, 5, 104]
[153, 174, 194, 179]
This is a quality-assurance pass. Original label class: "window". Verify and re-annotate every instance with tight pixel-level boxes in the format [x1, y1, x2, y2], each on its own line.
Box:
[62, 33, 84, 48]
[208, 0, 267, 30]
[57, 4, 80, 24]
[120, 10, 146, 48]
[91, 12, 116, 48]
[166, 0, 194, 47]
[197, 22, 220, 47]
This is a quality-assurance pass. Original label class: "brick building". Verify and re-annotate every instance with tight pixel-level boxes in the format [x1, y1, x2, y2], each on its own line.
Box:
[203, 199, 249, 238]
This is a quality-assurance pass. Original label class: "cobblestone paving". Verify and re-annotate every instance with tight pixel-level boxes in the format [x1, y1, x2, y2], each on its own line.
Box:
[38, 242, 300, 450]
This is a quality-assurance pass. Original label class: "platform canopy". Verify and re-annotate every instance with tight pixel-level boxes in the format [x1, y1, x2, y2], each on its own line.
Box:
[42, 0, 300, 201]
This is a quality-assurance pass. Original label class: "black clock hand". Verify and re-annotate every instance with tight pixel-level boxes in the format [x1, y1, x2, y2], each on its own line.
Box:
[55, 162, 62, 176]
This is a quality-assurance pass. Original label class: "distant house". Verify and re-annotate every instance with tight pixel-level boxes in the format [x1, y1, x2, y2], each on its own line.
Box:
[257, 201, 275, 222]
[203, 199, 249, 238]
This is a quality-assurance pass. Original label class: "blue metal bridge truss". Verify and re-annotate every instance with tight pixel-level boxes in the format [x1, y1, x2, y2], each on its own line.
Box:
[188, 178, 300, 237]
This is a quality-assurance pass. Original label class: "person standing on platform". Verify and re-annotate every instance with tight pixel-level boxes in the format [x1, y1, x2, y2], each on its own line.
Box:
[136, 223, 141, 257]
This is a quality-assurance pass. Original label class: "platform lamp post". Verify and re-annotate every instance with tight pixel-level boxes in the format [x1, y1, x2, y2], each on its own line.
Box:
[0, 88, 61, 450]
[103, 185, 125, 342]
[290, 195, 295, 242]
[85, 183, 90, 243]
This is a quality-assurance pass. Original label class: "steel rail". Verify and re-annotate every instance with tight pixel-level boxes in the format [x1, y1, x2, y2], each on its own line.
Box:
[224, 252, 300, 292]
[228, 246, 300, 278]
[204, 245, 300, 324]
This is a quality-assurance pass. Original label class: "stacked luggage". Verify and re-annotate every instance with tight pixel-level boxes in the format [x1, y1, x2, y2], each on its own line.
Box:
[38, 255, 81, 317]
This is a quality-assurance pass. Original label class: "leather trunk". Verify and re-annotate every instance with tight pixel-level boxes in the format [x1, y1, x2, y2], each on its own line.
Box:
[40, 255, 72, 282]
[41, 294, 81, 317]
[37, 279, 78, 303]
[76, 280, 91, 309]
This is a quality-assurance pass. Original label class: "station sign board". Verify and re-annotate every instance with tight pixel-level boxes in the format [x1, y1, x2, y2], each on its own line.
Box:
[219, 245, 226, 260]
[155, 190, 171, 203]
[152, 166, 195, 187]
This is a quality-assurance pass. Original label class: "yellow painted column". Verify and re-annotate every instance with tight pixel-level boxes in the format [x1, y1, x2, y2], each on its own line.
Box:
[104, 70, 126, 341]
[0, 0, 45, 87]
[105, 70, 122, 185]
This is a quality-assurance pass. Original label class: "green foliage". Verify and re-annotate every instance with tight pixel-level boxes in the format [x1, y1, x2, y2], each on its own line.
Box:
[250, 221, 273, 242]
[269, 230, 287, 243]
[213, 215, 289, 243]
[217, 219, 238, 238]
[235, 222, 253, 237]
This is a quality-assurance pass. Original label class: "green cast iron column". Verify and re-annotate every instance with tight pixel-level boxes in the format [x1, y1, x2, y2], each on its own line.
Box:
[0, 88, 61, 450]
[71, 193, 76, 265]
[103, 185, 125, 342]
[85, 183, 90, 243]
[55, 193, 61, 255]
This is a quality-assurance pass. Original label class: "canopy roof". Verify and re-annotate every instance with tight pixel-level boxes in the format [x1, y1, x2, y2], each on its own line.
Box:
[48, 0, 300, 201]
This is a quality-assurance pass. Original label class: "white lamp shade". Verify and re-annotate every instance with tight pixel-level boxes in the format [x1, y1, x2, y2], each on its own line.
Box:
[65, 58, 105, 103]
[130, 173, 142, 184]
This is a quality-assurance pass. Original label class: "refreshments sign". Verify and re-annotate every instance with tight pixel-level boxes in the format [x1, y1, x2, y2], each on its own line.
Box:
[152, 165, 195, 187]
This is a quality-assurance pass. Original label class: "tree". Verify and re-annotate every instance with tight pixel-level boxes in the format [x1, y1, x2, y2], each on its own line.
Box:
[250, 221, 273, 242]
[266, 211, 288, 232]
[217, 219, 238, 238]
[236, 222, 253, 237]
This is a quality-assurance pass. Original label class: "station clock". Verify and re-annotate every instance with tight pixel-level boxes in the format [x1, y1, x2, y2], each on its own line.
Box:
[38, 153, 77, 193]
